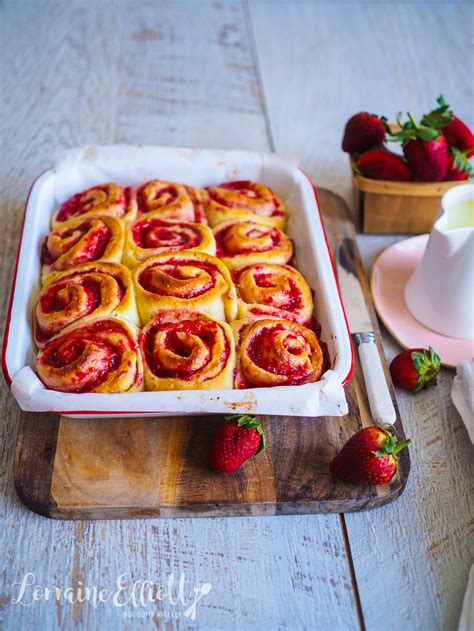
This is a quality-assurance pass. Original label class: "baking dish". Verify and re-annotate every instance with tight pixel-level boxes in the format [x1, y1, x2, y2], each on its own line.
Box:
[2, 145, 353, 418]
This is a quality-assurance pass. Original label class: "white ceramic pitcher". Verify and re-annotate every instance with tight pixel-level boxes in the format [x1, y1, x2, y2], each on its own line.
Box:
[404, 183, 474, 340]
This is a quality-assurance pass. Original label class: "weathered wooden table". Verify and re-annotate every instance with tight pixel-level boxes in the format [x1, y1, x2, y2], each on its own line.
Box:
[1, 2, 472, 630]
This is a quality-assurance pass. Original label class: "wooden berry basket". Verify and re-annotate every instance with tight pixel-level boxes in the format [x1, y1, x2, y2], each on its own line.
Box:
[351, 158, 467, 234]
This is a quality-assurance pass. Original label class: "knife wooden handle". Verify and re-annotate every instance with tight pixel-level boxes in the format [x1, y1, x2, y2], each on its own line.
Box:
[358, 340, 397, 426]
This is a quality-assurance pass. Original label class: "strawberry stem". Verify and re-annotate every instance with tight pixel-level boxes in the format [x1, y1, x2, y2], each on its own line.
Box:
[389, 111, 442, 145]
[373, 432, 411, 458]
[421, 95, 453, 129]
[407, 112, 419, 130]
[412, 347, 441, 391]
[449, 147, 474, 177]
[393, 439, 411, 455]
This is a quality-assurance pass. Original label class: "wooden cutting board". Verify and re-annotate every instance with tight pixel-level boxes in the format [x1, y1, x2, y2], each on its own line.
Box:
[13, 189, 410, 519]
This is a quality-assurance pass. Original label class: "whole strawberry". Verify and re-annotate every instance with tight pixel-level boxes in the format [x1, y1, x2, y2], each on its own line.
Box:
[342, 112, 386, 154]
[422, 96, 474, 157]
[443, 117, 474, 158]
[356, 149, 412, 181]
[390, 347, 440, 392]
[444, 147, 473, 181]
[210, 414, 266, 473]
[390, 112, 448, 181]
[330, 427, 410, 485]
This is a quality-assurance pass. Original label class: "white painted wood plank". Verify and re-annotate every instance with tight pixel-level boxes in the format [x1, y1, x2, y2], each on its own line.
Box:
[114, 0, 268, 150]
[346, 325, 474, 631]
[0, 2, 359, 630]
[3, 516, 358, 630]
[249, 0, 473, 211]
[250, 1, 474, 629]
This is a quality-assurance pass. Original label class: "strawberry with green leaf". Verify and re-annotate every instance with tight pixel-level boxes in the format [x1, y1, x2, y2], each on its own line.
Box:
[330, 427, 410, 485]
[390, 347, 441, 392]
[421, 94, 454, 129]
[445, 147, 473, 181]
[389, 112, 448, 181]
[210, 414, 266, 473]
[423, 95, 474, 157]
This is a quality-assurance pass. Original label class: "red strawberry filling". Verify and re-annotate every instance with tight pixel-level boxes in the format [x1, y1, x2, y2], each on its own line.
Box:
[131, 219, 202, 250]
[142, 317, 229, 381]
[41, 220, 111, 266]
[55, 184, 130, 222]
[37, 320, 138, 393]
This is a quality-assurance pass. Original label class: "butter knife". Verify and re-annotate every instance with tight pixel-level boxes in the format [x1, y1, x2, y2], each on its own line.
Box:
[336, 238, 396, 426]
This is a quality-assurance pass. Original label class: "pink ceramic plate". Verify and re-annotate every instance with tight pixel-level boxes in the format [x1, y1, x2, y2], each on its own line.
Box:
[371, 235, 473, 368]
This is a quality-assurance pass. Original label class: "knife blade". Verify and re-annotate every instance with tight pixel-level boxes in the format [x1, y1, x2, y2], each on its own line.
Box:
[336, 238, 396, 426]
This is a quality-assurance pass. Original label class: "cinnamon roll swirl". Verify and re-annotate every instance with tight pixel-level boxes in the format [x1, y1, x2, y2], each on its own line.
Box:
[139, 309, 235, 390]
[52, 183, 137, 227]
[232, 317, 324, 388]
[206, 180, 285, 229]
[133, 252, 237, 324]
[232, 263, 314, 325]
[214, 220, 292, 270]
[34, 262, 140, 347]
[36, 317, 144, 393]
[123, 218, 216, 268]
[41, 216, 125, 282]
[136, 180, 209, 223]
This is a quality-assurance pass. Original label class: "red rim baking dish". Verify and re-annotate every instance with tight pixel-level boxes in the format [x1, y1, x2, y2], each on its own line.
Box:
[2, 145, 353, 418]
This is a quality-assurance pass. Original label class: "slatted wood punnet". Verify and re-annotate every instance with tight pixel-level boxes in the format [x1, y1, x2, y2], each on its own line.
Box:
[352, 164, 467, 234]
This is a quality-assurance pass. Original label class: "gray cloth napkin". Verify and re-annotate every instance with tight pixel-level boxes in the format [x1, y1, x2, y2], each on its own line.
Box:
[451, 360, 474, 444]
[458, 565, 474, 631]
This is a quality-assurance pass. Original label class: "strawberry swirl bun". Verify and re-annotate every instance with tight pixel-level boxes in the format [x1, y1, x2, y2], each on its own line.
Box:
[41, 216, 125, 282]
[139, 309, 235, 391]
[206, 181, 286, 229]
[36, 317, 144, 393]
[34, 262, 140, 347]
[137, 180, 209, 223]
[214, 220, 293, 270]
[123, 218, 216, 269]
[232, 263, 314, 325]
[134, 251, 238, 324]
[52, 183, 137, 228]
[232, 318, 324, 388]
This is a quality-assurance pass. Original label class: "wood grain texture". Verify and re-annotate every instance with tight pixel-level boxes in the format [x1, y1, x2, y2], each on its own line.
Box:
[250, 2, 474, 630]
[361, 191, 441, 234]
[348, 236, 474, 631]
[352, 172, 466, 234]
[13, 190, 410, 520]
[13, 413, 60, 517]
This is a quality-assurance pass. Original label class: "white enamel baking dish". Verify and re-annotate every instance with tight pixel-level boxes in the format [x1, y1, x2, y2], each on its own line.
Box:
[2, 145, 353, 418]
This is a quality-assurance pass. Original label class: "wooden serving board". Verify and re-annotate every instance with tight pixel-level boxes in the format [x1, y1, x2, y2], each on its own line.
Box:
[13, 189, 410, 519]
